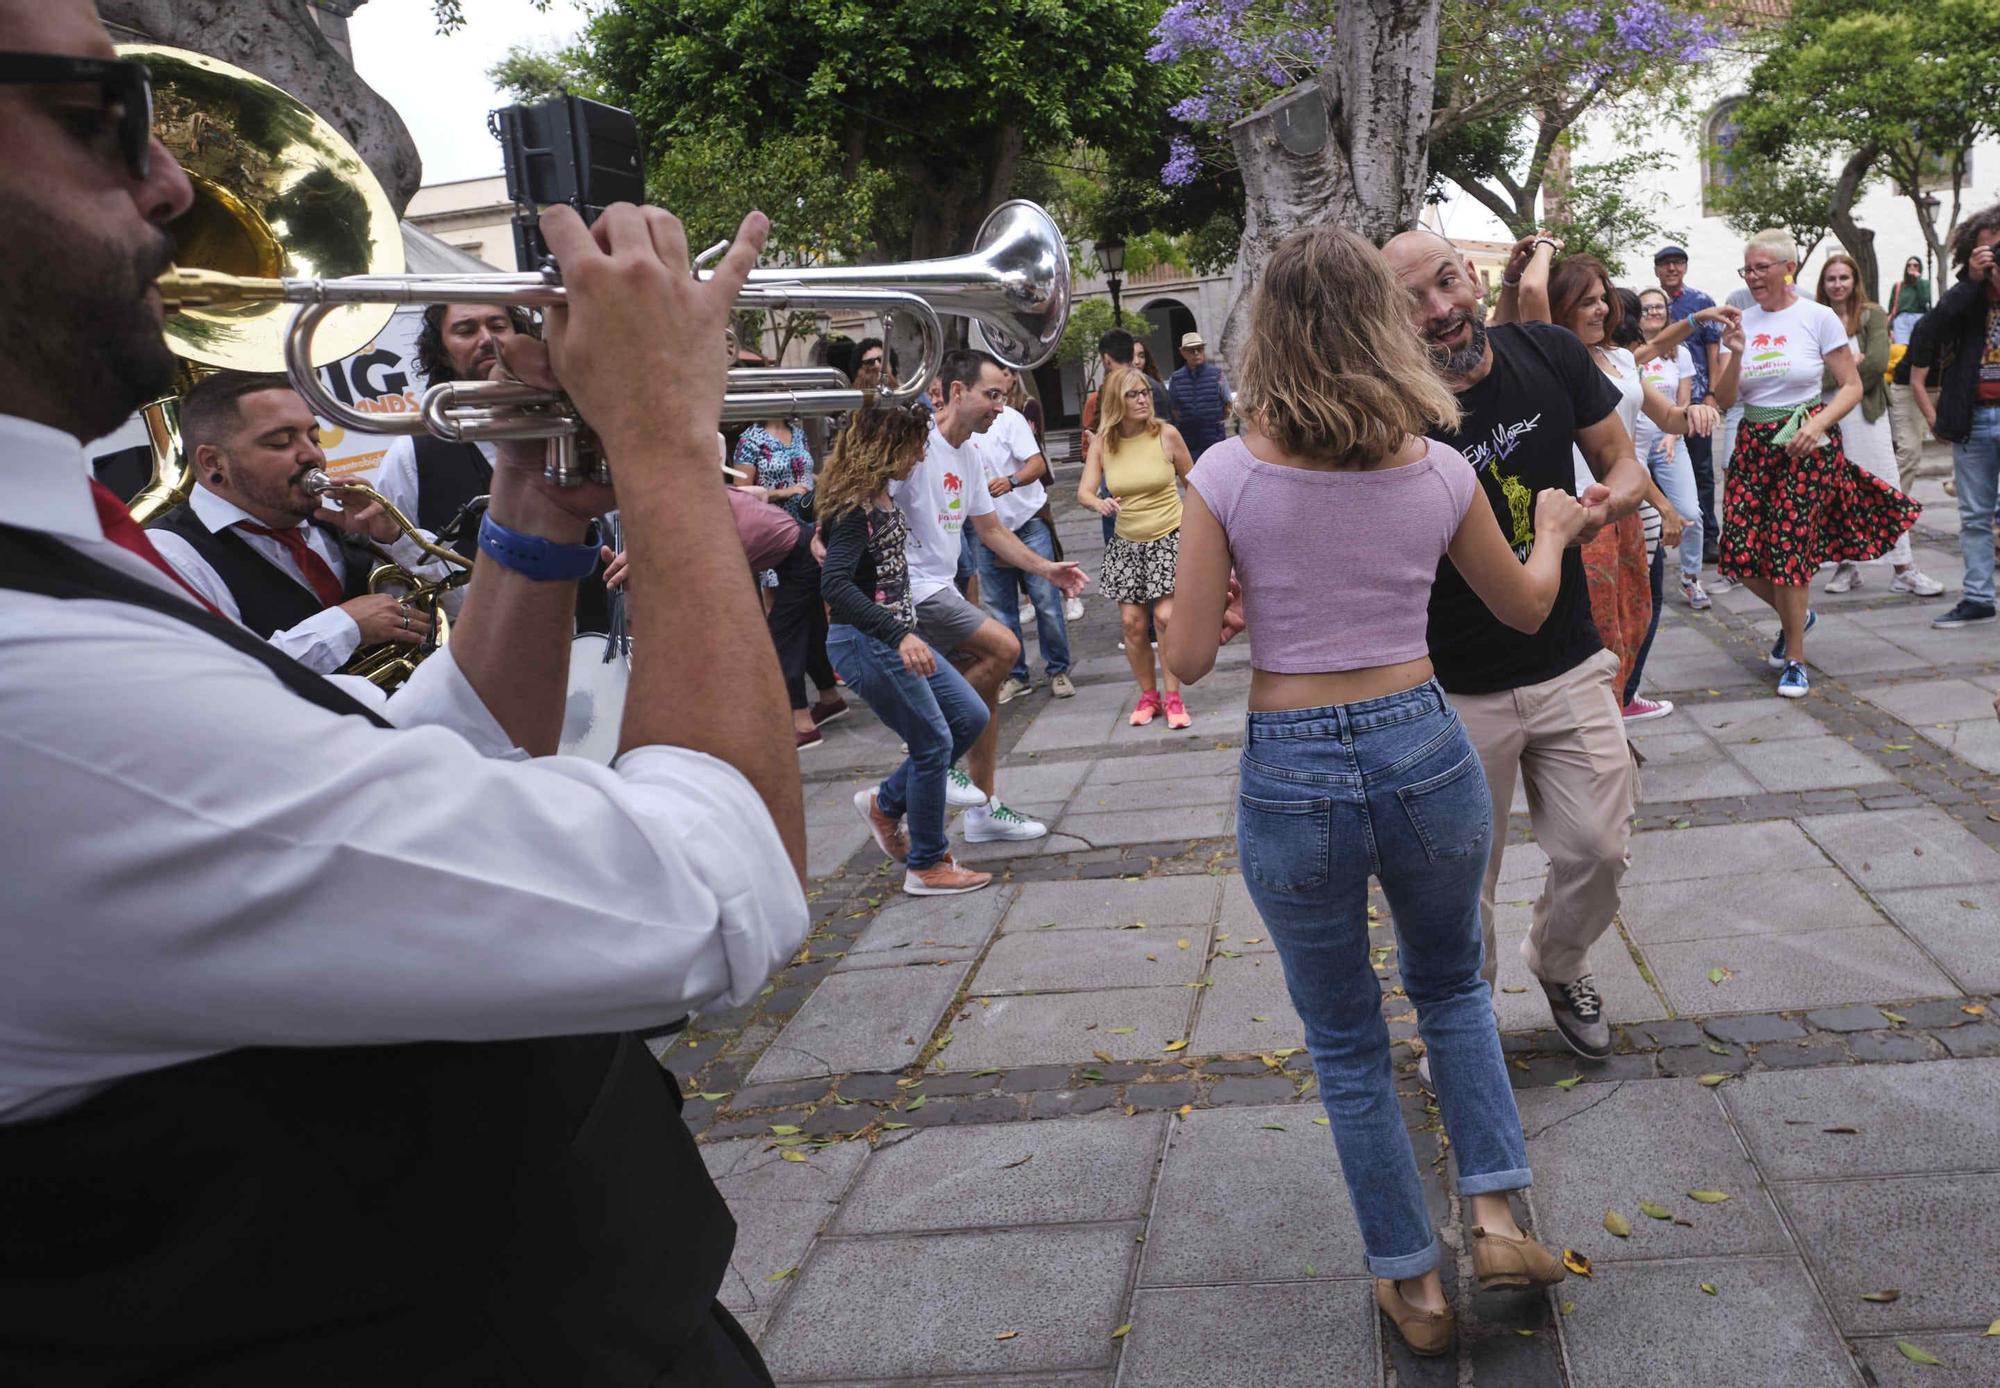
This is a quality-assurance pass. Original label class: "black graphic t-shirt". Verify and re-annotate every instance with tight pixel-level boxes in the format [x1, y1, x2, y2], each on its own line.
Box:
[1425, 320, 1622, 695]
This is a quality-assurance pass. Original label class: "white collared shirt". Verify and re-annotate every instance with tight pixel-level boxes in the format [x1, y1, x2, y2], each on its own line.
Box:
[147, 485, 456, 674]
[0, 412, 809, 1122]
[371, 433, 499, 525]
[973, 405, 1049, 532]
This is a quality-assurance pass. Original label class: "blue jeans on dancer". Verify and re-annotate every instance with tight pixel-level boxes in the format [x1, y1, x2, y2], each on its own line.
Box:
[1236, 682, 1531, 1279]
[969, 515, 1071, 683]
[826, 624, 988, 869]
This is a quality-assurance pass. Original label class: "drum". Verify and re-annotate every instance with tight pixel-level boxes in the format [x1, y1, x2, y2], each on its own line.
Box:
[560, 630, 629, 762]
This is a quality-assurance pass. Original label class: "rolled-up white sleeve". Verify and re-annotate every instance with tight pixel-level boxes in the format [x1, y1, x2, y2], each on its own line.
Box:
[0, 591, 810, 1115]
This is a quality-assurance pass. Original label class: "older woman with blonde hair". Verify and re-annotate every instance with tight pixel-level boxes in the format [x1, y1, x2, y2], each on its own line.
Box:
[1166, 225, 1587, 1359]
[1711, 230, 1921, 697]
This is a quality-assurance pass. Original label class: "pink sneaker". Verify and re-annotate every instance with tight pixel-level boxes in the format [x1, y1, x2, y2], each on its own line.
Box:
[1130, 690, 1164, 726]
[1621, 697, 1675, 723]
[1163, 692, 1192, 729]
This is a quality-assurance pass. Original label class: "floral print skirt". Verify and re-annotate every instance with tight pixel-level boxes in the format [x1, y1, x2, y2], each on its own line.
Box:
[1582, 513, 1652, 705]
[1719, 411, 1921, 586]
[1102, 528, 1180, 604]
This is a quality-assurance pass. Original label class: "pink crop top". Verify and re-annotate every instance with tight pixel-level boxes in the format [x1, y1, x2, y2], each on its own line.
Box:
[1186, 435, 1479, 673]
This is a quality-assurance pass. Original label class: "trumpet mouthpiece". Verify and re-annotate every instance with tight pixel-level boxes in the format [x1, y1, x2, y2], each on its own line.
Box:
[302, 468, 334, 494]
[156, 265, 287, 311]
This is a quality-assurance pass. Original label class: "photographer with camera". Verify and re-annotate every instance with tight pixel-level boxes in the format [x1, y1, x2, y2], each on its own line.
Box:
[1917, 203, 2000, 629]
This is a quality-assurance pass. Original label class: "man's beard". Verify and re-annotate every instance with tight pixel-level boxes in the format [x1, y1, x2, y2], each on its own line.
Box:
[1425, 306, 1489, 378]
[0, 195, 177, 439]
[230, 454, 318, 521]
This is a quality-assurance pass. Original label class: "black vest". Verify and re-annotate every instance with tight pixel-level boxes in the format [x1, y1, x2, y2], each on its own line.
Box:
[147, 503, 375, 639]
[413, 435, 495, 556]
[0, 526, 753, 1387]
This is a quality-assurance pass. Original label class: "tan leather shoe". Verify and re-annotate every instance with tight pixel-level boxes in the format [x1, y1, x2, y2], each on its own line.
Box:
[1374, 1278, 1455, 1357]
[1469, 1226, 1568, 1290]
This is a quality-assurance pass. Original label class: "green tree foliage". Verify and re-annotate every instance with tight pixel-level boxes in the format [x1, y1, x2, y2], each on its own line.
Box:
[1054, 297, 1120, 379]
[1545, 150, 1685, 277]
[487, 42, 601, 104]
[1711, 149, 1836, 265]
[578, 0, 1175, 262]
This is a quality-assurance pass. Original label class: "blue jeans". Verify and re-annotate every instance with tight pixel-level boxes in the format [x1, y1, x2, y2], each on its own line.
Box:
[1644, 434, 1703, 580]
[1954, 405, 2000, 606]
[1626, 545, 1666, 706]
[971, 515, 1071, 681]
[826, 623, 988, 869]
[1237, 683, 1531, 1279]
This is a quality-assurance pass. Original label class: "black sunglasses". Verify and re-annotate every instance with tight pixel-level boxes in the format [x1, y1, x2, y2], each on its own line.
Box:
[0, 51, 154, 180]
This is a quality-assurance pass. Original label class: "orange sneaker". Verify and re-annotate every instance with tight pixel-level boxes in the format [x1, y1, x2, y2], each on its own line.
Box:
[903, 855, 993, 896]
[853, 789, 909, 864]
[1163, 692, 1191, 729]
[1130, 690, 1164, 725]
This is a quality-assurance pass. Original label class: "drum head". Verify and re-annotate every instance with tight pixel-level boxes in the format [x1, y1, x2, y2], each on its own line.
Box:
[559, 632, 629, 762]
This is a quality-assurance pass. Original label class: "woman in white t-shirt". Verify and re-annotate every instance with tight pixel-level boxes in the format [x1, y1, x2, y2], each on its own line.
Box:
[1711, 229, 1922, 699]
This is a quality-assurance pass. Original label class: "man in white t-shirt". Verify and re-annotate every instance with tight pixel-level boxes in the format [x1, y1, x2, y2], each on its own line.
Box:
[891, 349, 1087, 843]
[965, 381, 1074, 703]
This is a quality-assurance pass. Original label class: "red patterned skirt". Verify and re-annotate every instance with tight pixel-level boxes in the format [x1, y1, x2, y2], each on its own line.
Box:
[1582, 512, 1652, 704]
[1719, 409, 1921, 586]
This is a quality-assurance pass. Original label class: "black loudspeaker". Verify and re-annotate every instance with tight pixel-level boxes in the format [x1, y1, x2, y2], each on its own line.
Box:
[490, 95, 646, 271]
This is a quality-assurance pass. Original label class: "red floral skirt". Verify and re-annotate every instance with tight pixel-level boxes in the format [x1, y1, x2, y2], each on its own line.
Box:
[1719, 410, 1921, 586]
[1582, 512, 1651, 704]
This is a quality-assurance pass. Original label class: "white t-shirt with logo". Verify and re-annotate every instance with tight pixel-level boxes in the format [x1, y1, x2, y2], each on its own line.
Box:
[890, 423, 996, 603]
[1634, 345, 1694, 460]
[1736, 298, 1849, 410]
[973, 404, 1048, 532]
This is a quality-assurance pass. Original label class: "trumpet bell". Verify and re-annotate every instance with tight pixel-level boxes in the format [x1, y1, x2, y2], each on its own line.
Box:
[126, 44, 404, 371]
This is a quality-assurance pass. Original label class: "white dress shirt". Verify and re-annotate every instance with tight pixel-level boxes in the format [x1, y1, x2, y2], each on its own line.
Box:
[974, 404, 1049, 532]
[147, 485, 458, 674]
[0, 412, 809, 1122]
[371, 433, 499, 524]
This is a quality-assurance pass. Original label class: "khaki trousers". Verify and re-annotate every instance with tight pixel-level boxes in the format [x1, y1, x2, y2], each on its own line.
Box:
[1447, 648, 1636, 987]
[1888, 384, 1933, 480]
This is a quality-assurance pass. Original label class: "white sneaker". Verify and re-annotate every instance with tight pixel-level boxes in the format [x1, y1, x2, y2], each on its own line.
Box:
[1824, 561, 1861, 594]
[1064, 596, 1085, 621]
[1018, 602, 1034, 624]
[945, 766, 988, 808]
[1891, 568, 1945, 597]
[961, 799, 1048, 843]
[997, 676, 1032, 705]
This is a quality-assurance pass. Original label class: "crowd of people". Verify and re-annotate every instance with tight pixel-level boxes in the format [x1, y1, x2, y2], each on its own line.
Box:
[11, 3, 2000, 1374]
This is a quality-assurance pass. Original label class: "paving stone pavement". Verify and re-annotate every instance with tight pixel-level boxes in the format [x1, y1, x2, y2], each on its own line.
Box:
[665, 497, 2000, 1385]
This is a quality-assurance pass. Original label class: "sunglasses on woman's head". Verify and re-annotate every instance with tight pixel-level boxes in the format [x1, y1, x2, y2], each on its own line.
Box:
[0, 52, 154, 180]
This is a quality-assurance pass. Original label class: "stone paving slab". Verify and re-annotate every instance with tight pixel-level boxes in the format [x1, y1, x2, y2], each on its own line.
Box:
[789, 1376, 1109, 1388]
[702, 1137, 871, 1336]
[1517, 1080, 1791, 1264]
[1114, 1281, 1377, 1388]
[805, 819, 871, 877]
[839, 886, 1016, 970]
[1803, 634, 1922, 678]
[946, 988, 1197, 1071]
[832, 1115, 1168, 1235]
[759, 1224, 1140, 1381]
[1054, 803, 1233, 848]
[1138, 1105, 1366, 1286]
[1188, 952, 1305, 1053]
[985, 758, 1096, 806]
[1917, 717, 2000, 774]
[1623, 819, 1829, 884]
[1802, 807, 2000, 891]
[1495, 840, 1552, 888]
[1874, 887, 2000, 993]
[1556, 1257, 1862, 1388]
[749, 962, 974, 1083]
[1067, 772, 1238, 813]
[1617, 867, 1884, 944]
[1014, 705, 1128, 753]
[1722, 1059, 2000, 1180]
[1081, 746, 1242, 785]
[1643, 925, 1959, 1015]
[955, 827, 1095, 862]
[1853, 1332, 2000, 1387]
[1684, 698, 1830, 743]
[1856, 676, 2000, 725]
[1492, 924, 1668, 1029]
[1727, 735, 1896, 793]
[1004, 875, 1222, 933]
[1631, 756, 1762, 800]
[973, 927, 1210, 994]
[1778, 1173, 2000, 1334]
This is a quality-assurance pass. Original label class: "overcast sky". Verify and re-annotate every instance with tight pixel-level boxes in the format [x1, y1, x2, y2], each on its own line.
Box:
[349, 0, 589, 186]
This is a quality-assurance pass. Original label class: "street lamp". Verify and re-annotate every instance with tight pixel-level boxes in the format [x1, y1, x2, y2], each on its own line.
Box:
[1100, 237, 1127, 328]
[1920, 191, 1942, 282]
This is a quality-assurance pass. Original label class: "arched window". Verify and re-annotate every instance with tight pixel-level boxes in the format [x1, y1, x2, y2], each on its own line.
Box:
[1702, 98, 1744, 216]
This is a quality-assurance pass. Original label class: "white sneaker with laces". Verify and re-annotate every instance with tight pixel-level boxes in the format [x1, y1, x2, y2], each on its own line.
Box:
[1891, 568, 1945, 597]
[997, 676, 1032, 705]
[961, 799, 1048, 843]
[945, 766, 988, 808]
[1064, 596, 1085, 621]
[1824, 561, 1861, 594]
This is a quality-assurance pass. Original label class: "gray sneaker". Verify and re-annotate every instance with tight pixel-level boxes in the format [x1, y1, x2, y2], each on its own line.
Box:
[1050, 672, 1076, 698]
[1540, 975, 1611, 1060]
[997, 676, 1032, 704]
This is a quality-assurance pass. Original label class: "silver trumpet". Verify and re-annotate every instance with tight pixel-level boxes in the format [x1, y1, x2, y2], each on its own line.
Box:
[156, 200, 1071, 487]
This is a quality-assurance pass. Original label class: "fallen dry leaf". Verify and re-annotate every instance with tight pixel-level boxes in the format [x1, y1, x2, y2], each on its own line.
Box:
[779, 1149, 808, 1163]
[1697, 1073, 1731, 1087]
[1560, 1300, 1577, 1315]
[1984, 1318, 2000, 1337]
[765, 1267, 797, 1282]
[1881, 1009, 1908, 1025]
[1963, 1005, 1987, 1016]
[1163, 1039, 1188, 1053]
[1861, 1290, 1901, 1303]
[1639, 1201, 1673, 1221]
[1700, 1282, 1718, 1296]
[1604, 1210, 1632, 1238]
[1176, 938, 1190, 950]
[1175, 1103, 1192, 1119]
[1108, 1026, 1135, 1035]
[1555, 1076, 1582, 1090]
[1502, 985, 1529, 993]
[1563, 1249, 1593, 1277]
[769, 1124, 801, 1135]
[995, 1330, 1018, 1341]
[1093, 1050, 1115, 1064]
[1110, 1323, 1132, 1340]
[1895, 1341, 1945, 1366]
[1688, 1190, 1731, 1204]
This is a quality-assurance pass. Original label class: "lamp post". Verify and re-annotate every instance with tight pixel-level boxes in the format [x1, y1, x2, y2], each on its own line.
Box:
[1920, 191, 1942, 283]
[1100, 237, 1127, 328]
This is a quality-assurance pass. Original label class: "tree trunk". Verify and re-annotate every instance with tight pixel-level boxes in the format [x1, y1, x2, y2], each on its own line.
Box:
[102, 0, 422, 213]
[1828, 144, 1879, 303]
[1221, 0, 1442, 367]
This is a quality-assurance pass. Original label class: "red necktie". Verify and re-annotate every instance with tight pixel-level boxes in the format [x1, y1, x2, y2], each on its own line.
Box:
[236, 520, 346, 608]
[86, 480, 222, 615]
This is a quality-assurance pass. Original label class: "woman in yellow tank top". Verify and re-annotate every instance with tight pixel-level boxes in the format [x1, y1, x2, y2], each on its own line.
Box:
[1076, 366, 1199, 727]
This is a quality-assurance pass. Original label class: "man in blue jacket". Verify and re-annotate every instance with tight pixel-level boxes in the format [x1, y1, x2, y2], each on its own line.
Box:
[1167, 330, 1234, 459]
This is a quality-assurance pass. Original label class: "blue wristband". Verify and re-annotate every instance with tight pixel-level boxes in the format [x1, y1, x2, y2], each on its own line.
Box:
[477, 513, 602, 581]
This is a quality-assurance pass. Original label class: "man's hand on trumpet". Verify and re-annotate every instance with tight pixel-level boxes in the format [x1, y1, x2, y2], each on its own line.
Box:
[342, 593, 435, 646]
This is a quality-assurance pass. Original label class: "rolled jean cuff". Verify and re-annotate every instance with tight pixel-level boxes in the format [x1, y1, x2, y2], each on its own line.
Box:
[1366, 1237, 1441, 1281]
[1456, 1166, 1533, 1197]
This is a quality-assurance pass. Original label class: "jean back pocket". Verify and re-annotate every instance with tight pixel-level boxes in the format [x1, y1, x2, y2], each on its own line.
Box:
[1237, 793, 1332, 892]
[1395, 752, 1491, 863]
